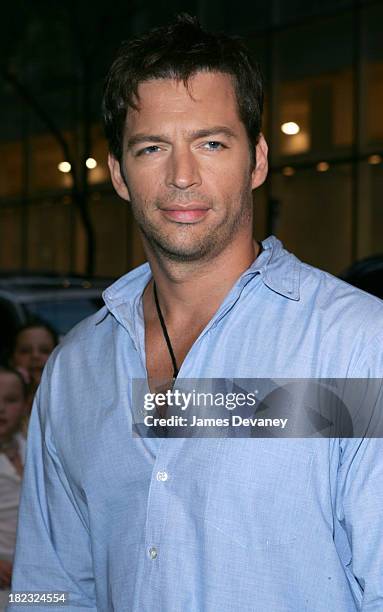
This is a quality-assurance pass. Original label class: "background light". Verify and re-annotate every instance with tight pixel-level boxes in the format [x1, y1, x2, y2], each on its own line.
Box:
[281, 122, 300, 135]
[282, 166, 295, 176]
[316, 161, 330, 172]
[86, 157, 97, 169]
[368, 154, 382, 165]
[58, 161, 71, 173]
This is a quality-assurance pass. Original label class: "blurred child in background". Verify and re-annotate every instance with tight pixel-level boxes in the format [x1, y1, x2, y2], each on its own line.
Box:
[9, 321, 57, 414]
[0, 367, 28, 606]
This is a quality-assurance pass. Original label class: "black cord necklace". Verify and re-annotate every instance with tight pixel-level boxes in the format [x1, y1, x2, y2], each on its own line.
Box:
[152, 242, 263, 385]
[153, 281, 179, 383]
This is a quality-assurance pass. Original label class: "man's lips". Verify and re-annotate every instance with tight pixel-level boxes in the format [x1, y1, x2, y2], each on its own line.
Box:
[159, 204, 210, 223]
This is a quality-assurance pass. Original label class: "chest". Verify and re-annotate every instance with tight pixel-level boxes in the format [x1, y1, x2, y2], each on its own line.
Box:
[144, 319, 208, 390]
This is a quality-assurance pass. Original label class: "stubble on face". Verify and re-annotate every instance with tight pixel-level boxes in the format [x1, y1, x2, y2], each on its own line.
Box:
[128, 172, 254, 264]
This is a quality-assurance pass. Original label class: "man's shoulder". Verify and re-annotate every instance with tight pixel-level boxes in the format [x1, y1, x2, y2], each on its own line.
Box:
[296, 258, 383, 342]
[299, 258, 383, 309]
[262, 237, 383, 322]
[54, 262, 150, 356]
[37, 306, 118, 422]
[60, 305, 112, 352]
[38, 307, 107, 383]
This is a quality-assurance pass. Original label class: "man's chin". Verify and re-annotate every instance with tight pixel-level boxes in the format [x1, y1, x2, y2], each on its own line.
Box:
[139, 219, 235, 263]
[153, 243, 211, 262]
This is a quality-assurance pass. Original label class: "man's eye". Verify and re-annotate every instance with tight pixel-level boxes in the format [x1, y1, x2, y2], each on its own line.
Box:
[202, 141, 225, 151]
[137, 145, 161, 156]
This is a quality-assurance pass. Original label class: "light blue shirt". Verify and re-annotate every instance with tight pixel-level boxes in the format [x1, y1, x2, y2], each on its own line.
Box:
[9, 236, 383, 611]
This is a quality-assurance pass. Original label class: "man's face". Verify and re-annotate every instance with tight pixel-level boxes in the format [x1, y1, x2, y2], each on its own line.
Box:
[109, 71, 267, 262]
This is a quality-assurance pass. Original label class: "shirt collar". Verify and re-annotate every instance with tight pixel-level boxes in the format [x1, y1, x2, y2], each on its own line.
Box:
[97, 261, 152, 335]
[251, 235, 301, 301]
[99, 235, 300, 326]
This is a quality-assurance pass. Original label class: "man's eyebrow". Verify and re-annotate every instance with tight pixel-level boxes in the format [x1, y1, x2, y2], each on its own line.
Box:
[126, 134, 171, 148]
[188, 126, 237, 140]
[126, 126, 237, 149]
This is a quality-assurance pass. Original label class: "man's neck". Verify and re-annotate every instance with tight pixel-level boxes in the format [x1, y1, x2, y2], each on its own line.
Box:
[143, 237, 261, 325]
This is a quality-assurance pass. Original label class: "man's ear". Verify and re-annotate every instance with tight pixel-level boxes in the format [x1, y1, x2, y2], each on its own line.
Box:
[251, 134, 268, 190]
[108, 153, 131, 202]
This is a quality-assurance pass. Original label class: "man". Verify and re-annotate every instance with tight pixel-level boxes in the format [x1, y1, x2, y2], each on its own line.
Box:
[9, 14, 383, 611]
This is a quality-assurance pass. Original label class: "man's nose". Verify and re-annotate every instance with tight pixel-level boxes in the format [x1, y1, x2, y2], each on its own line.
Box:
[165, 146, 202, 190]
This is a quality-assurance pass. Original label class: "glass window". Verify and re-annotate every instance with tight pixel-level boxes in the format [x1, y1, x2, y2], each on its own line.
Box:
[0, 141, 23, 198]
[31, 132, 74, 193]
[90, 194, 131, 276]
[371, 162, 383, 254]
[27, 200, 72, 272]
[276, 0, 353, 24]
[88, 126, 109, 186]
[270, 164, 352, 274]
[0, 206, 23, 269]
[223, 2, 272, 33]
[361, 2, 383, 149]
[272, 13, 354, 164]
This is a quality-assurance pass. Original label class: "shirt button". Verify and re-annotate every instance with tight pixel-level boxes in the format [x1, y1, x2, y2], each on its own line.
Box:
[148, 546, 158, 560]
[156, 471, 168, 482]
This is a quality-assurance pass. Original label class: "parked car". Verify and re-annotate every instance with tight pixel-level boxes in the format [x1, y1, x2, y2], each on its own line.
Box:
[340, 255, 383, 299]
[0, 273, 113, 363]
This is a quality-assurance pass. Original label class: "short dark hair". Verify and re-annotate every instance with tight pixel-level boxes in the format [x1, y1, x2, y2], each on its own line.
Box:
[102, 14, 264, 165]
[11, 319, 58, 355]
[0, 366, 28, 399]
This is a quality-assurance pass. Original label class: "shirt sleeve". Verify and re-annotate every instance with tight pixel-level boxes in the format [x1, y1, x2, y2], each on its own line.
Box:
[7, 375, 97, 611]
[336, 334, 383, 610]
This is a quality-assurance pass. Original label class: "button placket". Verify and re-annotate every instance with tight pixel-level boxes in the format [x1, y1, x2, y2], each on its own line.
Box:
[144, 441, 177, 566]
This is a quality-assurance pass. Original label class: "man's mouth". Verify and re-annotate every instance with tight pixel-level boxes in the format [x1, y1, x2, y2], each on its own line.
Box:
[159, 204, 210, 223]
